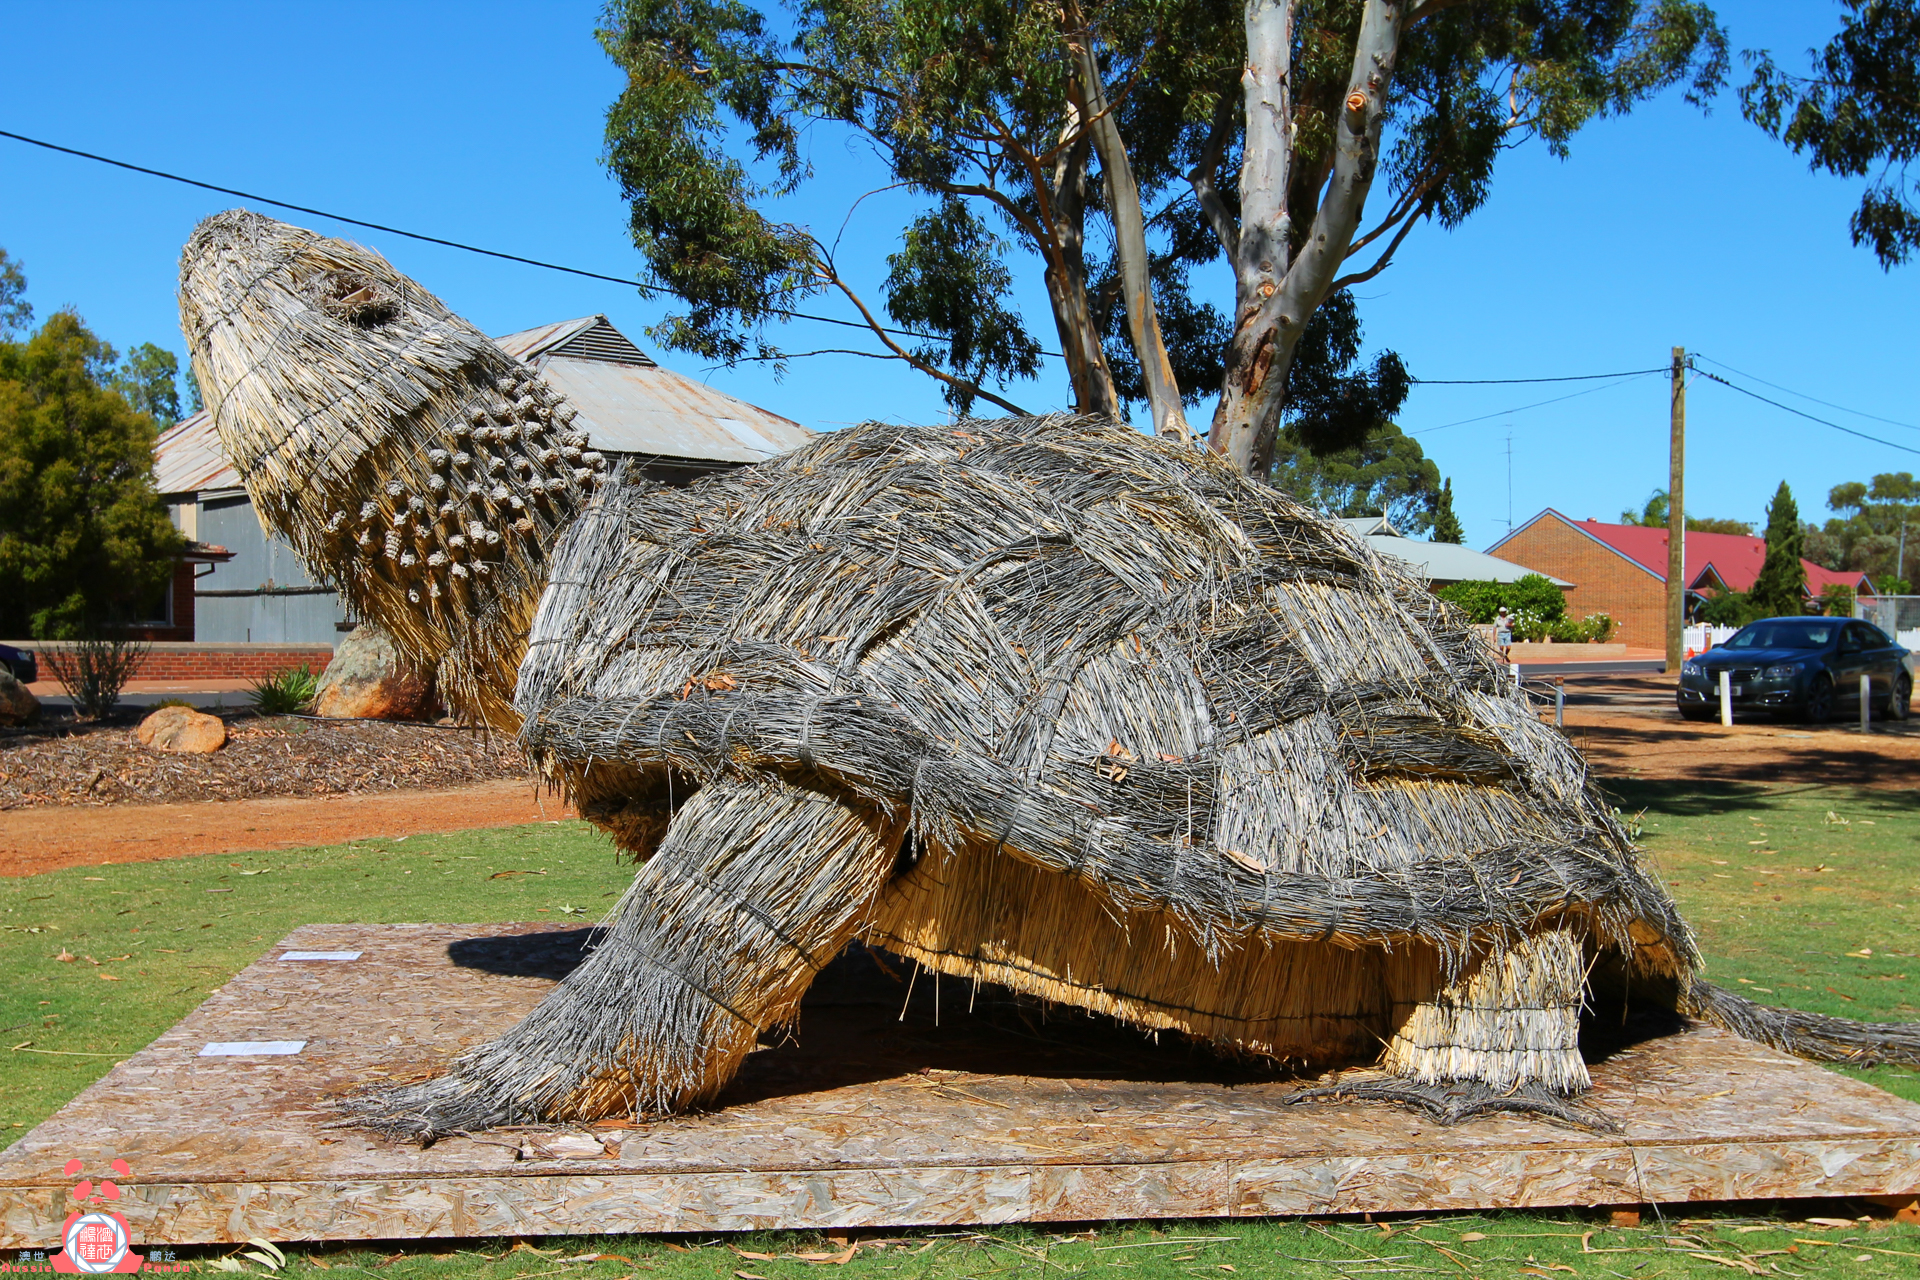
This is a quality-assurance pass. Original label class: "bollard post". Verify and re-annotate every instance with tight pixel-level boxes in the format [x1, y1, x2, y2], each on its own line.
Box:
[1512, 663, 1522, 691]
[1719, 670, 1733, 726]
[1862, 673, 1872, 732]
[1555, 683, 1565, 728]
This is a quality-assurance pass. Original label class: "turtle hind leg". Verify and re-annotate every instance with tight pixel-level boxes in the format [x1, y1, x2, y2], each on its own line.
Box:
[346, 776, 902, 1141]
[1284, 923, 1620, 1133]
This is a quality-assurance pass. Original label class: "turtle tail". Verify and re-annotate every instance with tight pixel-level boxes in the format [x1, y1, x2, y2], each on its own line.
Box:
[1684, 980, 1920, 1066]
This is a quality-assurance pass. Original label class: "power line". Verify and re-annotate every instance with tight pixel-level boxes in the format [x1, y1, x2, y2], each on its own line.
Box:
[1692, 353, 1920, 433]
[0, 125, 959, 349]
[1690, 366, 1920, 458]
[1410, 366, 1670, 385]
[1408, 372, 1658, 436]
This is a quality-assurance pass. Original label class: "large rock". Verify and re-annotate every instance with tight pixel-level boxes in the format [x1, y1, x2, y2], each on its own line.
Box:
[136, 705, 227, 753]
[313, 624, 439, 721]
[0, 670, 37, 725]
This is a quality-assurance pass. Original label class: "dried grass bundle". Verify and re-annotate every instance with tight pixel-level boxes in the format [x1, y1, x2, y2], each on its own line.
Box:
[179, 211, 1920, 1141]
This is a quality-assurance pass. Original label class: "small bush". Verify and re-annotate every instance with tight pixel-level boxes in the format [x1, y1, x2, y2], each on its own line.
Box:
[1544, 611, 1616, 644]
[250, 665, 318, 716]
[41, 629, 149, 720]
[1820, 583, 1856, 617]
[148, 697, 194, 710]
[1435, 574, 1566, 625]
[1699, 591, 1763, 627]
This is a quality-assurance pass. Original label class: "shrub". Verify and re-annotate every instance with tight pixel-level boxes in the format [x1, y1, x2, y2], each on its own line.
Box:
[1546, 611, 1616, 643]
[1699, 591, 1763, 627]
[250, 665, 318, 716]
[40, 628, 148, 719]
[1435, 574, 1566, 625]
[1820, 583, 1856, 617]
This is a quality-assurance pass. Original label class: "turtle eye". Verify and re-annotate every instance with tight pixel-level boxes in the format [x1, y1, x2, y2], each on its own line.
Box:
[312, 269, 400, 327]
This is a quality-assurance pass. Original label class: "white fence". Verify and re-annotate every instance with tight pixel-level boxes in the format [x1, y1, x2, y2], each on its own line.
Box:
[1682, 624, 1738, 654]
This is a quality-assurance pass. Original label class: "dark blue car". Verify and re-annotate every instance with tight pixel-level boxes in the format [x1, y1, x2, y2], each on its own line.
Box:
[0, 642, 34, 685]
[1676, 616, 1911, 723]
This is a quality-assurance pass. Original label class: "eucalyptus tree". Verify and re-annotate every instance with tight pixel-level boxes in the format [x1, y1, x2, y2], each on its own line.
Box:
[1743, 0, 1920, 270]
[600, 1, 1726, 475]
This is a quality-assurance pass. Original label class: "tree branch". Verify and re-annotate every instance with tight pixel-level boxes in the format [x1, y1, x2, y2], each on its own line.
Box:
[1405, 0, 1468, 25]
[810, 244, 1031, 416]
[1343, 167, 1443, 261]
[1187, 88, 1241, 259]
[1329, 190, 1431, 290]
[1062, 1, 1190, 441]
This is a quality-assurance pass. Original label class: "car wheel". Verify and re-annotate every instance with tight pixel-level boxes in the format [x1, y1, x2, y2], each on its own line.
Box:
[1805, 674, 1835, 724]
[1890, 674, 1912, 722]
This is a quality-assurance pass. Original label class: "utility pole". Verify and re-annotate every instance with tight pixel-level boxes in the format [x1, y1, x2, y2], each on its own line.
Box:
[1666, 347, 1686, 675]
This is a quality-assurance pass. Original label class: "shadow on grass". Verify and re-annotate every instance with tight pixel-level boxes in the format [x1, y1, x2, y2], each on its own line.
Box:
[1599, 777, 1920, 820]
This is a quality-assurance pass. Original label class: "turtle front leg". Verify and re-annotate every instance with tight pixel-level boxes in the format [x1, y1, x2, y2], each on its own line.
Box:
[352, 777, 902, 1141]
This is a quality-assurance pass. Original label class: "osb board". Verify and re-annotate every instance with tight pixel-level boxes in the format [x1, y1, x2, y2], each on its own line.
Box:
[3, 923, 1918, 1246]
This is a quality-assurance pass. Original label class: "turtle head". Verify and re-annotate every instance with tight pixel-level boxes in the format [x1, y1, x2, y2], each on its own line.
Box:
[178, 209, 608, 727]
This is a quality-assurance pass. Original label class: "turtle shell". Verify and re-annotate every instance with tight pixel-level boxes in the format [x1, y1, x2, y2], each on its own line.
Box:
[516, 415, 1695, 997]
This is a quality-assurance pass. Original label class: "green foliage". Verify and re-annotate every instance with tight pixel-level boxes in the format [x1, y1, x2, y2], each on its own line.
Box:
[1618, 487, 1752, 534]
[1435, 573, 1567, 626]
[1821, 582, 1857, 617]
[109, 342, 183, 424]
[596, 1, 1727, 446]
[1270, 422, 1442, 535]
[1699, 590, 1763, 627]
[883, 198, 1043, 415]
[0, 247, 30, 339]
[0, 311, 184, 638]
[1278, 291, 1411, 456]
[1549, 611, 1616, 643]
[1429, 476, 1464, 544]
[1749, 481, 1809, 617]
[1742, 0, 1920, 269]
[1882, 576, 1912, 596]
[1807, 470, 1920, 585]
[249, 665, 319, 716]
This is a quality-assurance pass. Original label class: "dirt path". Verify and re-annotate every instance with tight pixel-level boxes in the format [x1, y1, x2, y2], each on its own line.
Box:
[9, 673, 1915, 880]
[1547, 673, 1920, 788]
[0, 779, 574, 877]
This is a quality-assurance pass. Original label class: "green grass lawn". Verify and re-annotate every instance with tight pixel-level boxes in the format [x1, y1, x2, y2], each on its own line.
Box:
[5, 784, 1920, 1274]
[118, 1215, 1920, 1278]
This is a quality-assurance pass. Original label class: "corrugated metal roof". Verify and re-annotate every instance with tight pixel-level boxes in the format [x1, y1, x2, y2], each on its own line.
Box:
[537, 357, 811, 462]
[153, 411, 239, 495]
[157, 315, 811, 493]
[1332, 516, 1570, 586]
[1366, 534, 1573, 587]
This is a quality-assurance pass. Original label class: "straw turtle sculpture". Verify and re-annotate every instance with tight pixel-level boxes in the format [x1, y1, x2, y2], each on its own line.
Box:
[180, 210, 1920, 1139]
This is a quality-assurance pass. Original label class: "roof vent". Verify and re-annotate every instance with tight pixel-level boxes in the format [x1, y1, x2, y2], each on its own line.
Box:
[549, 317, 656, 367]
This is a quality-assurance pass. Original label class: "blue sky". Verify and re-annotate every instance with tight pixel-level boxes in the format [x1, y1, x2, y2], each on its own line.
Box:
[1, 2, 1912, 551]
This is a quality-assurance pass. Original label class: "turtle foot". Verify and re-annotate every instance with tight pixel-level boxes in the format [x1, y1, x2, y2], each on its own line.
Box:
[1283, 1076, 1622, 1133]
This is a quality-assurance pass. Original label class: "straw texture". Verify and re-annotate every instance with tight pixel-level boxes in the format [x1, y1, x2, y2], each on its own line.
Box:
[178, 209, 608, 728]
[179, 210, 1920, 1140]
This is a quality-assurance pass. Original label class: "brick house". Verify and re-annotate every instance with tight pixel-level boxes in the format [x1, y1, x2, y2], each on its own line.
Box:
[1487, 510, 1873, 649]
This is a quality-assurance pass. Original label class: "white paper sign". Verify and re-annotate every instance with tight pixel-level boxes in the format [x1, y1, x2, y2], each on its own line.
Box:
[198, 1041, 307, 1056]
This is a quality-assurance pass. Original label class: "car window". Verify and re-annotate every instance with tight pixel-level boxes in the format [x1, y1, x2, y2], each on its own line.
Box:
[1859, 622, 1892, 647]
[1724, 620, 1836, 649]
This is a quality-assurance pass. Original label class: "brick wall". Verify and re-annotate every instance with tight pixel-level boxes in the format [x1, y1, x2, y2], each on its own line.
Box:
[1493, 518, 1668, 649]
[8, 642, 334, 682]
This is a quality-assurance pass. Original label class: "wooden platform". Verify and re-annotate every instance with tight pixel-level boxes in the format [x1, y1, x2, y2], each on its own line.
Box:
[4, 922, 1919, 1246]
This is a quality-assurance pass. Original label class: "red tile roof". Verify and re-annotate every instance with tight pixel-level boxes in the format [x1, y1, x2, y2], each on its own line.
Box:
[1527, 513, 1871, 596]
